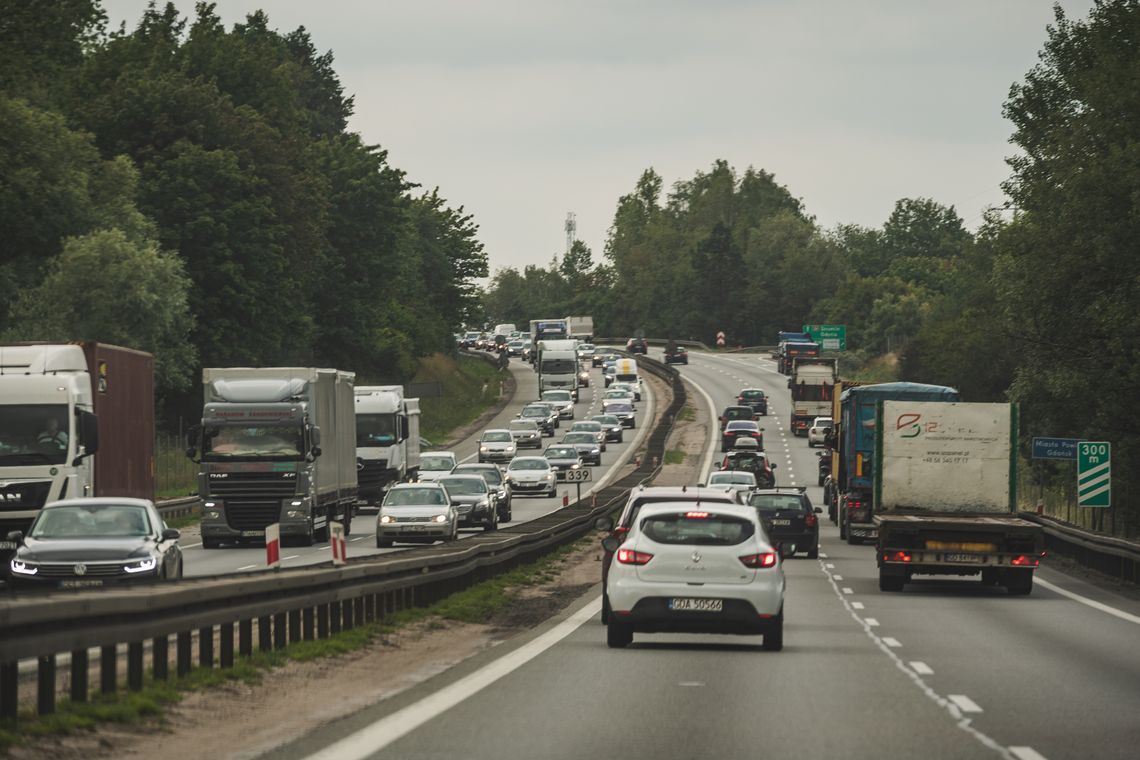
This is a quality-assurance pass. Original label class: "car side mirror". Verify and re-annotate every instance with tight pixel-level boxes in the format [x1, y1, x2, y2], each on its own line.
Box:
[594, 516, 614, 531]
[310, 446, 323, 458]
[6, 530, 24, 545]
[161, 527, 181, 541]
[601, 536, 621, 553]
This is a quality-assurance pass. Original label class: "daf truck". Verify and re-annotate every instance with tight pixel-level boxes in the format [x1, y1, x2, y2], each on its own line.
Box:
[789, 357, 838, 437]
[0, 343, 155, 558]
[189, 368, 357, 548]
[354, 386, 422, 506]
[874, 401, 1044, 595]
[536, 339, 579, 399]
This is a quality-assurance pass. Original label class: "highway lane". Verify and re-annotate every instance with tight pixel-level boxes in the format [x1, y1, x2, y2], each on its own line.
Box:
[179, 355, 654, 577]
[273, 348, 1140, 760]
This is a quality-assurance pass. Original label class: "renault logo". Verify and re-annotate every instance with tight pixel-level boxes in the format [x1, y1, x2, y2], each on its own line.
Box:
[73, 564, 87, 576]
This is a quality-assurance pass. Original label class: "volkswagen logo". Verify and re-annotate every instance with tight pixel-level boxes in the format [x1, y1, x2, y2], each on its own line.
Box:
[73, 563, 87, 576]
[690, 551, 702, 564]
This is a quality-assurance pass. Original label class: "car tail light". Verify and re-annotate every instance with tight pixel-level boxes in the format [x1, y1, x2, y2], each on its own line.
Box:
[740, 552, 777, 568]
[883, 550, 912, 563]
[1010, 554, 1039, 567]
[805, 513, 817, 528]
[616, 548, 654, 565]
[684, 511, 709, 519]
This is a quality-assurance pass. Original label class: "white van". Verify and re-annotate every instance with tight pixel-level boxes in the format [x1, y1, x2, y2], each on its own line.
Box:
[606, 358, 641, 396]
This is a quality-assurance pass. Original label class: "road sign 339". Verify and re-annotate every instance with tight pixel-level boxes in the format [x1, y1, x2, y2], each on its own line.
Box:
[1077, 441, 1111, 508]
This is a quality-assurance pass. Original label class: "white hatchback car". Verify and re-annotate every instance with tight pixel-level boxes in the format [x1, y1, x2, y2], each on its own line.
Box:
[417, 451, 458, 482]
[807, 417, 833, 448]
[603, 503, 786, 650]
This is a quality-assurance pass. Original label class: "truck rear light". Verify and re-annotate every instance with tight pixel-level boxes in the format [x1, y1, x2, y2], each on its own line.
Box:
[616, 548, 653, 565]
[740, 552, 777, 568]
[883, 551, 912, 563]
[1011, 554, 1039, 567]
[846, 499, 863, 510]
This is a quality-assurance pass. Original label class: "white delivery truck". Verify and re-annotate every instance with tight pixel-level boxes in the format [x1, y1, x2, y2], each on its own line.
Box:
[536, 339, 580, 399]
[566, 315, 594, 342]
[354, 386, 422, 506]
[790, 357, 838, 437]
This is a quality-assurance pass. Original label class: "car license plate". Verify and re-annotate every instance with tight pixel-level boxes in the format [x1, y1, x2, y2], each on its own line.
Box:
[405, 525, 425, 532]
[60, 579, 104, 589]
[770, 519, 792, 526]
[0, 541, 16, 550]
[669, 598, 722, 612]
[241, 530, 265, 537]
[946, 553, 984, 563]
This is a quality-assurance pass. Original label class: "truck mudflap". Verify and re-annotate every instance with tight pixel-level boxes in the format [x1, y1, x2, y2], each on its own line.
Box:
[848, 522, 878, 540]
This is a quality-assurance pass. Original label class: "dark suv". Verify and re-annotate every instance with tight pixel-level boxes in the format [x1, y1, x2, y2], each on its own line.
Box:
[594, 486, 738, 623]
[737, 388, 768, 415]
[664, 345, 689, 364]
[745, 488, 820, 559]
[720, 404, 758, 430]
[626, 337, 648, 354]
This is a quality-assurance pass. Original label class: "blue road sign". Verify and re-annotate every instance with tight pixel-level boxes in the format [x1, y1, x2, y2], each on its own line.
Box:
[1031, 437, 1081, 460]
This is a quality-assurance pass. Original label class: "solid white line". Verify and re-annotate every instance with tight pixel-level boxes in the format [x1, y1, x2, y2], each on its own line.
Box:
[910, 661, 934, 675]
[865, 618, 880, 627]
[183, 542, 202, 549]
[281, 554, 300, 561]
[302, 599, 601, 760]
[681, 374, 721, 479]
[237, 564, 257, 571]
[948, 694, 983, 713]
[1009, 747, 1049, 760]
[1035, 577, 1140, 625]
[882, 637, 902, 648]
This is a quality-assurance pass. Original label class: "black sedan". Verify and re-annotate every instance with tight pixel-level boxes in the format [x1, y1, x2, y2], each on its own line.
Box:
[664, 346, 689, 364]
[744, 488, 820, 559]
[6, 498, 183, 588]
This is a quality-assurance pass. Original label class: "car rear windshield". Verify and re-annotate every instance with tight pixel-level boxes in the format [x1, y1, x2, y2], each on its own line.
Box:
[723, 407, 752, 419]
[741, 390, 766, 399]
[711, 473, 755, 485]
[748, 494, 805, 512]
[640, 513, 755, 545]
[726, 421, 758, 431]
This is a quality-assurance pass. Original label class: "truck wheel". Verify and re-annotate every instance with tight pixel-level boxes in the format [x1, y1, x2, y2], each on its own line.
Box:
[879, 570, 905, 592]
[606, 620, 633, 649]
[763, 609, 784, 651]
[1005, 569, 1034, 596]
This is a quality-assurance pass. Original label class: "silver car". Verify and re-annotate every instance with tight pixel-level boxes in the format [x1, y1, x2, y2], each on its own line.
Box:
[418, 451, 458, 482]
[478, 429, 517, 463]
[508, 419, 543, 449]
[568, 420, 607, 451]
[505, 456, 557, 497]
[376, 483, 457, 547]
[540, 390, 576, 419]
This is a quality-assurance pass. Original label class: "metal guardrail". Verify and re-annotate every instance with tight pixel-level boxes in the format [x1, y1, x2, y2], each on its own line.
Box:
[1019, 512, 1140, 584]
[0, 352, 685, 720]
[157, 497, 198, 519]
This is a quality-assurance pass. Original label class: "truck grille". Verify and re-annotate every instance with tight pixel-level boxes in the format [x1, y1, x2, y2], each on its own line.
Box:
[224, 502, 282, 532]
[0, 481, 52, 512]
[358, 459, 389, 495]
[206, 473, 296, 499]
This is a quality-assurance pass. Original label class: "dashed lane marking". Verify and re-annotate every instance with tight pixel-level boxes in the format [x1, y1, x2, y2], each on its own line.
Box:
[842, 587, 854, 594]
[948, 695, 983, 713]
[851, 602, 865, 610]
[825, 563, 836, 569]
[910, 661, 934, 675]
[833, 574, 843, 581]
[865, 618, 881, 627]
[882, 637, 902, 648]
[1009, 748, 1049, 760]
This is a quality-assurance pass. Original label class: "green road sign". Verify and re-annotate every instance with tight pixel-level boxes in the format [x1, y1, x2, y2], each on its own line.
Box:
[802, 324, 847, 351]
[1077, 441, 1111, 507]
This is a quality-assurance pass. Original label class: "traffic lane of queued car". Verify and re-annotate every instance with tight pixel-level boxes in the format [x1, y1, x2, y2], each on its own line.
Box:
[5, 497, 184, 589]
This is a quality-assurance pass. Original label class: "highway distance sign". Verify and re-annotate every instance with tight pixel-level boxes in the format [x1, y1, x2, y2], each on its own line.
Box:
[1077, 441, 1111, 507]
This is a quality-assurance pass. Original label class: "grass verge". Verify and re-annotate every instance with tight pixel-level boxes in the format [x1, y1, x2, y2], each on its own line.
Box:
[0, 537, 592, 753]
[664, 449, 687, 465]
[417, 353, 505, 444]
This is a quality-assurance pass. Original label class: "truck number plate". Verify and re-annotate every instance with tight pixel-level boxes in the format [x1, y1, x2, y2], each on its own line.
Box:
[0, 541, 16, 550]
[669, 598, 723, 612]
[241, 530, 266, 537]
[945, 553, 984, 564]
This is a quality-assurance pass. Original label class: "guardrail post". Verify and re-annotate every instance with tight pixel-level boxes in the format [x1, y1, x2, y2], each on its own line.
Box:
[153, 635, 168, 681]
[101, 645, 117, 693]
[273, 613, 286, 649]
[330, 601, 342, 634]
[317, 603, 329, 639]
[303, 607, 315, 641]
[364, 594, 376, 623]
[343, 599, 355, 631]
[37, 655, 55, 715]
[258, 616, 272, 651]
[176, 632, 192, 677]
[239, 619, 253, 657]
[70, 649, 89, 702]
[219, 623, 234, 668]
[0, 661, 17, 719]
[288, 610, 301, 643]
[128, 642, 144, 691]
[354, 597, 364, 627]
[199, 626, 214, 669]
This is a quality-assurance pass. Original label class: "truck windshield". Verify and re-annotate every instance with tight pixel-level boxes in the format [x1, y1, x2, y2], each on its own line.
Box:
[357, 413, 397, 446]
[0, 404, 70, 466]
[541, 359, 576, 374]
[202, 424, 304, 459]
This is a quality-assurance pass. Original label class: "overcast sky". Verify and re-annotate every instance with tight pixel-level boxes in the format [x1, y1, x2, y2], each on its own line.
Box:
[102, 1, 1093, 275]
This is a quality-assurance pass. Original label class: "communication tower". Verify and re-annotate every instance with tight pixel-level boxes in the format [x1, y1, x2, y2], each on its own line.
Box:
[565, 212, 576, 254]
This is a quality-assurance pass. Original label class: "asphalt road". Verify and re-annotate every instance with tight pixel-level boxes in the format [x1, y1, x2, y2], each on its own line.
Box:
[179, 355, 654, 577]
[272, 349, 1140, 760]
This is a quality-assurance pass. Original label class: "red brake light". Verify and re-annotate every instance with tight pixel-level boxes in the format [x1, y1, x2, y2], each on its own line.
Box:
[616, 548, 654, 565]
[740, 552, 777, 569]
[805, 513, 818, 528]
[846, 499, 863, 510]
[1011, 554, 1039, 567]
[883, 551, 912, 563]
[684, 511, 709, 519]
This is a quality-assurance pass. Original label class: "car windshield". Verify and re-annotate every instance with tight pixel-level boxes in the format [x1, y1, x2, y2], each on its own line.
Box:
[31, 505, 151, 538]
[640, 513, 755, 545]
[420, 455, 454, 471]
[563, 433, 594, 443]
[383, 488, 446, 506]
[458, 467, 502, 485]
[202, 423, 304, 459]
[482, 431, 512, 442]
[542, 391, 572, 402]
[741, 390, 766, 399]
[605, 403, 633, 413]
[593, 416, 620, 426]
[571, 423, 601, 432]
[521, 407, 546, 417]
[439, 478, 486, 495]
[748, 494, 805, 512]
[605, 391, 630, 399]
[544, 447, 576, 459]
[0, 404, 71, 466]
[509, 421, 537, 431]
[509, 459, 547, 471]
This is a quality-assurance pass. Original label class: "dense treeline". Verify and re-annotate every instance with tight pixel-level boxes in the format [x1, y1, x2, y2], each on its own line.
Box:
[0, 1, 487, 413]
[484, 1, 1139, 529]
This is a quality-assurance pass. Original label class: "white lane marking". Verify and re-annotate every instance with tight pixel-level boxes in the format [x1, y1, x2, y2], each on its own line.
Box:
[351, 536, 366, 541]
[183, 542, 202, 549]
[825, 563, 835, 569]
[842, 587, 854, 594]
[678, 681, 705, 687]
[865, 618, 880, 627]
[681, 374, 722, 478]
[816, 557, 1012, 757]
[819, 553, 828, 559]
[237, 564, 258, 571]
[1009, 748, 1048, 760]
[302, 599, 601, 760]
[833, 574, 843, 581]
[948, 694, 983, 713]
[882, 637, 902, 648]
[281, 554, 300, 561]
[910, 661, 934, 675]
[851, 602, 865, 610]
[1035, 577, 1140, 625]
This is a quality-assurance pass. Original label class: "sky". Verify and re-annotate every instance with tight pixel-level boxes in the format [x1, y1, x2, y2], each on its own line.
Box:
[101, 1, 1095, 276]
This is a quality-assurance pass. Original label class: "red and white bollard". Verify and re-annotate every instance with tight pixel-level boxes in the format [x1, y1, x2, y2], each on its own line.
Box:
[330, 521, 347, 566]
[562, 491, 569, 507]
[265, 523, 281, 569]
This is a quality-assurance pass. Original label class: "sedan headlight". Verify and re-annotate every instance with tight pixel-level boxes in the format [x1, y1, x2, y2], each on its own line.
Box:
[480, 446, 489, 452]
[477, 499, 490, 508]
[433, 514, 449, 524]
[506, 445, 516, 452]
[546, 472, 555, 480]
[10, 559, 38, 576]
[379, 514, 394, 524]
[123, 557, 158, 574]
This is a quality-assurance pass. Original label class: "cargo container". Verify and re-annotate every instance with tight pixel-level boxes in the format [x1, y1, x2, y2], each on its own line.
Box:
[0, 343, 154, 556]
